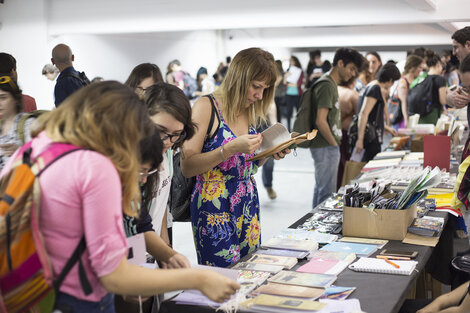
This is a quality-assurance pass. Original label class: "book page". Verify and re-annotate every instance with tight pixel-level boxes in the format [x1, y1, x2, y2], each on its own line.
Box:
[257, 123, 291, 153]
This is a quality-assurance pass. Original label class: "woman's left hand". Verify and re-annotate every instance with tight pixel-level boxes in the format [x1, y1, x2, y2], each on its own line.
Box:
[272, 148, 291, 160]
[160, 253, 191, 269]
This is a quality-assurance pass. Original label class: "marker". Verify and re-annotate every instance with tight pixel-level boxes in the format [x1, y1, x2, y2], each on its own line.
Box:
[383, 257, 400, 269]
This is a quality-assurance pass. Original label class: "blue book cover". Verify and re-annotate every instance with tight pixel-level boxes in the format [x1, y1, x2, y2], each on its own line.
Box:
[320, 242, 377, 256]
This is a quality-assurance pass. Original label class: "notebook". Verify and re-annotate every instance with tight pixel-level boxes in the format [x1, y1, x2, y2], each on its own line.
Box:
[320, 241, 377, 257]
[348, 257, 418, 276]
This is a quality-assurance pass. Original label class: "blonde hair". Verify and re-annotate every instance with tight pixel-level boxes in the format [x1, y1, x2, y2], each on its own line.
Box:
[32, 81, 152, 217]
[214, 47, 277, 126]
[403, 55, 424, 75]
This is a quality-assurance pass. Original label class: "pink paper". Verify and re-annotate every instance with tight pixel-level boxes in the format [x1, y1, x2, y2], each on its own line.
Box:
[297, 258, 339, 274]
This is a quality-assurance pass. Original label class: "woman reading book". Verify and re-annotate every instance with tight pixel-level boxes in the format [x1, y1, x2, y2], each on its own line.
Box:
[181, 47, 290, 267]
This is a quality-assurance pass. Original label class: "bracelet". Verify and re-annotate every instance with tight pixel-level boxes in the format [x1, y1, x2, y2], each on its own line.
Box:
[220, 146, 225, 161]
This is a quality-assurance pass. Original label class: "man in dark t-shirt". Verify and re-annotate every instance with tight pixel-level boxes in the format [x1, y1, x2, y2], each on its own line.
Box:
[51, 44, 88, 107]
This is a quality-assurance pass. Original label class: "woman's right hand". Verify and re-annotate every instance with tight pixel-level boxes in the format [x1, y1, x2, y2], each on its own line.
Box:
[228, 134, 262, 155]
[355, 139, 364, 154]
[198, 270, 240, 303]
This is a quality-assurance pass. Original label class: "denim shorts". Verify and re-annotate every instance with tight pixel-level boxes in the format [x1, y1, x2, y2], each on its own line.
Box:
[54, 292, 115, 313]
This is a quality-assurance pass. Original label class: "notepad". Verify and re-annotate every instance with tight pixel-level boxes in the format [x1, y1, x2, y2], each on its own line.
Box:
[348, 257, 418, 276]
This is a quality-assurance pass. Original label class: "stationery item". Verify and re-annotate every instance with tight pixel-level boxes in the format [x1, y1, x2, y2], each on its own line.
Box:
[376, 255, 411, 261]
[231, 262, 284, 274]
[247, 123, 317, 161]
[384, 258, 400, 268]
[320, 241, 377, 257]
[237, 270, 271, 286]
[276, 228, 338, 244]
[339, 236, 388, 248]
[255, 248, 309, 259]
[348, 257, 418, 275]
[268, 270, 337, 288]
[261, 237, 318, 252]
[423, 135, 450, 171]
[253, 282, 325, 299]
[319, 286, 357, 300]
[407, 216, 444, 237]
[298, 250, 356, 275]
[245, 294, 326, 312]
[317, 299, 363, 313]
[126, 233, 147, 266]
[247, 254, 298, 269]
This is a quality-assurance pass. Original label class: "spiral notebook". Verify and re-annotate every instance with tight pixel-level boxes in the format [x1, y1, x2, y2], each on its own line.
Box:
[348, 257, 418, 276]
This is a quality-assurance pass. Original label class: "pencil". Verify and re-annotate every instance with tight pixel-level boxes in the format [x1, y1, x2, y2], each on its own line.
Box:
[384, 257, 400, 268]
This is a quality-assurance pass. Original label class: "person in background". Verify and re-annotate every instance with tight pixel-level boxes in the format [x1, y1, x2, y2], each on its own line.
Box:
[181, 47, 289, 267]
[195, 67, 216, 97]
[1, 81, 239, 312]
[0, 76, 37, 169]
[418, 51, 447, 125]
[390, 54, 424, 129]
[354, 63, 400, 162]
[166, 59, 185, 90]
[274, 60, 286, 124]
[366, 51, 383, 82]
[125, 63, 164, 100]
[306, 50, 324, 89]
[259, 102, 278, 200]
[306, 48, 363, 208]
[0, 52, 37, 112]
[355, 58, 370, 93]
[337, 75, 359, 189]
[283, 56, 304, 131]
[51, 43, 89, 107]
[91, 77, 104, 83]
[42, 64, 60, 81]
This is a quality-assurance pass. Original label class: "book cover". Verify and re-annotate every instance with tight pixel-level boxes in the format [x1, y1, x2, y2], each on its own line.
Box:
[246, 294, 326, 311]
[276, 229, 338, 244]
[247, 254, 298, 269]
[254, 282, 325, 299]
[408, 216, 444, 237]
[237, 270, 271, 285]
[268, 270, 337, 288]
[261, 237, 318, 252]
[319, 286, 357, 300]
[255, 248, 309, 259]
[231, 262, 284, 274]
[298, 250, 356, 275]
[339, 237, 388, 248]
[320, 241, 377, 256]
[296, 258, 340, 274]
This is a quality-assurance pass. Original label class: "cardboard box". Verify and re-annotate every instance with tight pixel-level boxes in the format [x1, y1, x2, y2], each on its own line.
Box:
[343, 204, 417, 240]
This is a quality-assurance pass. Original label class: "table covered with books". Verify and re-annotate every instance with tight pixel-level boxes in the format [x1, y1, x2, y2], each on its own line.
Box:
[160, 166, 455, 313]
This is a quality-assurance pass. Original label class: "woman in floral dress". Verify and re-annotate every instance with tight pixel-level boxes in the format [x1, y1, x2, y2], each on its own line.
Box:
[182, 48, 289, 267]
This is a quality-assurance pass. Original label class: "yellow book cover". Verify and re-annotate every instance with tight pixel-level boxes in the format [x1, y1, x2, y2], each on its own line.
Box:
[248, 294, 326, 311]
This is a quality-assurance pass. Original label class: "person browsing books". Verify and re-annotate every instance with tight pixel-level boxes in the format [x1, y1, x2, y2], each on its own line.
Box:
[181, 47, 291, 267]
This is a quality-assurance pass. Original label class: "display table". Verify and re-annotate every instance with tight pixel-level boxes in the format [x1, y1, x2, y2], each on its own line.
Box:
[160, 210, 453, 313]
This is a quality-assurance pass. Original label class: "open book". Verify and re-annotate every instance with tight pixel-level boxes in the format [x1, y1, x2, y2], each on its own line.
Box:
[246, 123, 317, 161]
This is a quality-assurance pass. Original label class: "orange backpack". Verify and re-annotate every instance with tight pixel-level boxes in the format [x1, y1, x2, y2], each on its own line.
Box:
[0, 142, 91, 313]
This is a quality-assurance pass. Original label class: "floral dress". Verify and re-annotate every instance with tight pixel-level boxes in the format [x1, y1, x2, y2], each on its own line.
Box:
[190, 95, 261, 267]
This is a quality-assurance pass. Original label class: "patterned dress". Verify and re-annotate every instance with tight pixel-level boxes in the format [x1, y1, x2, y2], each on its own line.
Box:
[190, 95, 261, 267]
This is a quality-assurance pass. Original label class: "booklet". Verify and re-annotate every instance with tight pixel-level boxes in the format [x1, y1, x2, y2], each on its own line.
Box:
[231, 262, 284, 274]
[253, 282, 325, 299]
[255, 248, 309, 259]
[261, 237, 319, 252]
[246, 123, 317, 161]
[244, 294, 326, 312]
[246, 254, 298, 269]
[268, 270, 337, 288]
[407, 216, 444, 237]
[320, 241, 377, 257]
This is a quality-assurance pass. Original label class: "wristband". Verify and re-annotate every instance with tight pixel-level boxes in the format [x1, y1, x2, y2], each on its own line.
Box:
[220, 146, 225, 161]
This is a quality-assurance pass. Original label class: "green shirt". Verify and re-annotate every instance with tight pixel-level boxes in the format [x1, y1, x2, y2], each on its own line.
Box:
[310, 74, 342, 148]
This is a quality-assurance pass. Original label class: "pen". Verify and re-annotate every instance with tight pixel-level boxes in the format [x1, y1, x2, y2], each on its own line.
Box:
[383, 257, 400, 268]
[376, 255, 411, 261]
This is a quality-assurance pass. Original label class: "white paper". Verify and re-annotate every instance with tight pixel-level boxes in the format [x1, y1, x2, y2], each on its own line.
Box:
[318, 298, 363, 313]
[350, 147, 364, 163]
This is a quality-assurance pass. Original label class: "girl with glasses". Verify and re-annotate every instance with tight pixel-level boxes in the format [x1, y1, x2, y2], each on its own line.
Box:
[142, 82, 196, 248]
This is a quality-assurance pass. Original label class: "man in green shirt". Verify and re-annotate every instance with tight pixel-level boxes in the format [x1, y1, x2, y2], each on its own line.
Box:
[307, 48, 363, 208]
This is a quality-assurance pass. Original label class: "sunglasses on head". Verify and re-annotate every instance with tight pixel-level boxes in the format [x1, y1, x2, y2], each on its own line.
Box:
[0, 76, 18, 91]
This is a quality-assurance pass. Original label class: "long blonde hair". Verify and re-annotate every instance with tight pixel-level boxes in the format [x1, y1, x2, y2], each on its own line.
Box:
[32, 81, 152, 217]
[214, 48, 277, 126]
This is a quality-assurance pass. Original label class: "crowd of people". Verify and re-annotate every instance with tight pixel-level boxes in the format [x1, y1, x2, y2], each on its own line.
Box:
[1, 26, 470, 313]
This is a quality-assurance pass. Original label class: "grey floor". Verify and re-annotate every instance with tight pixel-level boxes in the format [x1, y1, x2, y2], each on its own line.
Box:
[172, 147, 316, 265]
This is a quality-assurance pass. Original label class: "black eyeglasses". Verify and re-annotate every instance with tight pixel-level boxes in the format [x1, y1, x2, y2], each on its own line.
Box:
[159, 129, 186, 144]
